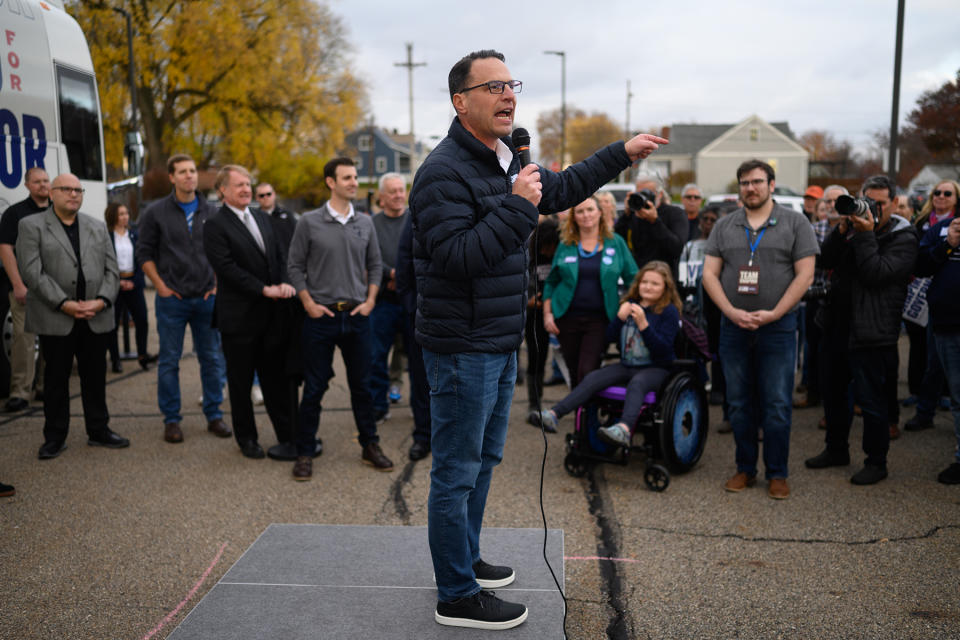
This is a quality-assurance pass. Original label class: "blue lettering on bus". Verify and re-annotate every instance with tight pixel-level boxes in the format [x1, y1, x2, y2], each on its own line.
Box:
[22, 113, 46, 169]
[0, 109, 20, 189]
[0, 109, 47, 190]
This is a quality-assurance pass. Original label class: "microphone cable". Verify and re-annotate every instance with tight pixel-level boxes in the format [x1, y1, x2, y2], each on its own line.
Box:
[530, 206, 569, 639]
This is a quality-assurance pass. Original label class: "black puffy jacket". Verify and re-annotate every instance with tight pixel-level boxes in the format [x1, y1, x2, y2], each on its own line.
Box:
[819, 214, 918, 349]
[409, 117, 631, 354]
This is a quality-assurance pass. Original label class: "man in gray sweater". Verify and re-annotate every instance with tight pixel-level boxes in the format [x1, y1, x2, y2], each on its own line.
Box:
[286, 157, 393, 480]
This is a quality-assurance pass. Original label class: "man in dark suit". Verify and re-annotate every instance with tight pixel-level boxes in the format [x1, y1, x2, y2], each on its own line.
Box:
[203, 165, 296, 459]
[17, 173, 127, 459]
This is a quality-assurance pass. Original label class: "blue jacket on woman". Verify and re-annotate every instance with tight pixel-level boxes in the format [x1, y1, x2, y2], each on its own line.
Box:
[543, 234, 637, 322]
[607, 301, 680, 368]
[409, 117, 632, 354]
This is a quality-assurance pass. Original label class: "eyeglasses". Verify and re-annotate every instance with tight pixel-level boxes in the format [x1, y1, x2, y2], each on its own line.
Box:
[738, 179, 767, 188]
[459, 80, 522, 95]
[933, 190, 955, 197]
[52, 186, 84, 195]
[683, 194, 702, 200]
[256, 192, 274, 198]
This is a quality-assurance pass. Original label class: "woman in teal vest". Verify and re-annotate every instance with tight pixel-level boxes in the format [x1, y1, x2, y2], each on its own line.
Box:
[543, 195, 638, 389]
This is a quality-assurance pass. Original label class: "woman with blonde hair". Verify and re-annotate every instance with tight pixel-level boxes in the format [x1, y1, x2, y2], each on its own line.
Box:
[542, 195, 637, 387]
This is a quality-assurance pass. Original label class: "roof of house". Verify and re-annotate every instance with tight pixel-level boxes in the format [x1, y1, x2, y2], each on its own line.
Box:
[665, 121, 796, 155]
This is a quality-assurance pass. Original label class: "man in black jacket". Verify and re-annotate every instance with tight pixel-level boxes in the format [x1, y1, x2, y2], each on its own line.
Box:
[410, 49, 667, 631]
[805, 175, 918, 485]
[138, 154, 230, 444]
[614, 172, 687, 279]
[203, 165, 296, 460]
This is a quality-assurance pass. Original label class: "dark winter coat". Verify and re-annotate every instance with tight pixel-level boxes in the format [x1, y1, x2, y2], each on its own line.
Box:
[409, 117, 631, 353]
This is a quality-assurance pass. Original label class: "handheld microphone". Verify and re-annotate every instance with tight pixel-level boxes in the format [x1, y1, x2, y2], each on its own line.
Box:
[512, 128, 531, 167]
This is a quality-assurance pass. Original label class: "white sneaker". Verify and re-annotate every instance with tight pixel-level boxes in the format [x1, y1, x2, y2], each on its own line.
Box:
[251, 385, 264, 405]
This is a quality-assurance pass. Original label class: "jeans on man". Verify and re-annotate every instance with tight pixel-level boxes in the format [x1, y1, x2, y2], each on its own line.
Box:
[369, 301, 405, 414]
[155, 294, 224, 423]
[718, 311, 797, 479]
[423, 349, 515, 602]
[296, 311, 379, 457]
[934, 332, 960, 464]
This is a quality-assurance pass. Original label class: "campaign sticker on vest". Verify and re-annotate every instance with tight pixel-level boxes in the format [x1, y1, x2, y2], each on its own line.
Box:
[510, 173, 519, 184]
[602, 256, 613, 265]
[941, 227, 949, 237]
[564, 256, 577, 263]
[605, 247, 615, 256]
[737, 265, 759, 295]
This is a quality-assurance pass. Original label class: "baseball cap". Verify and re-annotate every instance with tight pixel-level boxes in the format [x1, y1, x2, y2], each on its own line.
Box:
[804, 186, 824, 199]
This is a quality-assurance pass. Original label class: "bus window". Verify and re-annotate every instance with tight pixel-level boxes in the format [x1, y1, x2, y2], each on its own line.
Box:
[55, 65, 103, 181]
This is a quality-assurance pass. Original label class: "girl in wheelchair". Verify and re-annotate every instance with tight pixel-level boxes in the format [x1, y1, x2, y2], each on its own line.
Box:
[530, 260, 681, 448]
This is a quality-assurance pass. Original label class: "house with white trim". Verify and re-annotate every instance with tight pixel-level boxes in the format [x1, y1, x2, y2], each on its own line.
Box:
[651, 115, 809, 196]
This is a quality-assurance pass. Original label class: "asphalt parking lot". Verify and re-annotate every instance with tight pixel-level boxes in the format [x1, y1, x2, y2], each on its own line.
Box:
[1, 329, 959, 639]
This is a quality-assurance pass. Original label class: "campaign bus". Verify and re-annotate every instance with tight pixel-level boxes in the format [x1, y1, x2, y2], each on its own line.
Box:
[0, 0, 107, 217]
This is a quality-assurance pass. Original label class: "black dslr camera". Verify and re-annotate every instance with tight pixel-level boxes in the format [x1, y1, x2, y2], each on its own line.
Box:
[627, 188, 657, 213]
[836, 194, 880, 225]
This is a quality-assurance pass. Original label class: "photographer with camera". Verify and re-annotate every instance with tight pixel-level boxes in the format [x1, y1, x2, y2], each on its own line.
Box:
[614, 174, 687, 280]
[804, 175, 918, 485]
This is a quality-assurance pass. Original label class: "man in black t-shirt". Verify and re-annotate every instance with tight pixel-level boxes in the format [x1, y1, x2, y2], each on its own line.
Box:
[0, 167, 49, 412]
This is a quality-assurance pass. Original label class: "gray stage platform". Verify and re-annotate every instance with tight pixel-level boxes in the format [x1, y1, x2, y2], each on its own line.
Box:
[169, 524, 566, 639]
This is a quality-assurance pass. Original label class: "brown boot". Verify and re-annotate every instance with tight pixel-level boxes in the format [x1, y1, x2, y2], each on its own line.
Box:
[164, 421, 183, 443]
[724, 472, 756, 492]
[768, 478, 790, 500]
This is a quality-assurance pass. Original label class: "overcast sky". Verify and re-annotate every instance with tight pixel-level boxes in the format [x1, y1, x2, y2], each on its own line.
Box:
[332, 0, 957, 161]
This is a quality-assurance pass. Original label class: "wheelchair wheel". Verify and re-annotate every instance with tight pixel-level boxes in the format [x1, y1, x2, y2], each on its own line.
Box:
[564, 452, 589, 478]
[657, 371, 708, 473]
[644, 463, 670, 492]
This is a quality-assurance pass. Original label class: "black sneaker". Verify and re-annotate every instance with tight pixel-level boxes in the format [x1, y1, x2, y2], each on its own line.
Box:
[804, 449, 850, 469]
[904, 414, 934, 431]
[937, 462, 960, 485]
[435, 590, 528, 630]
[0, 482, 14, 497]
[850, 464, 888, 485]
[473, 559, 515, 589]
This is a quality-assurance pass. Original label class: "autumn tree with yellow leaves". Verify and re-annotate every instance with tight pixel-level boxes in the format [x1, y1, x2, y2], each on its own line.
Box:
[66, 0, 367, 197]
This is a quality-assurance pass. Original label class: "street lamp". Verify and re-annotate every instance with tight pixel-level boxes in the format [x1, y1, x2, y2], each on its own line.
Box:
[112, 7, 143, 177]
[544, 50, 566, 167]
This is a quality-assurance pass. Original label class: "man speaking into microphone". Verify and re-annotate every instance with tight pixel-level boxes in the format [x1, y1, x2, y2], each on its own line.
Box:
[410, 49, 666, 630]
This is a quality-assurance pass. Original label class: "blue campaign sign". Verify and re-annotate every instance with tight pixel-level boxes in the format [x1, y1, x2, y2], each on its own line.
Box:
[0, 109, 47, 189]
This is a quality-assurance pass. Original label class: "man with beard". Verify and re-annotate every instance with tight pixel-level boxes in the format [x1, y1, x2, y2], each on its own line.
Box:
[702, 159, 818, 499]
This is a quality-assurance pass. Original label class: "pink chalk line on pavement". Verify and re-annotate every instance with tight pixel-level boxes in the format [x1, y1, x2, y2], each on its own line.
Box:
[565, 555, 639, 563]
[142, 541, 228, 640]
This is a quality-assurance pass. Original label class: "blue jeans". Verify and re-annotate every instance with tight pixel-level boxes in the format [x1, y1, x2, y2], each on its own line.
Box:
[423, 349, 515, 602]
[369, 301, 405, 413]
[917, 322, 946, 419]
[934, 332, 960, 463]
[155, 294, 224, 423]
[719, 311, 797, 479]
[296, 312, 379, 456]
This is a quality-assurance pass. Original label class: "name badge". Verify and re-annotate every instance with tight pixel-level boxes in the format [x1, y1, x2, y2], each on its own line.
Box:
[737, 265, 760, 295]
[564, 256, 578, 263]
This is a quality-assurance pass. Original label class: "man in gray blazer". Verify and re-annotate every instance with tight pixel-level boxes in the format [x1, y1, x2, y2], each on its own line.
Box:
[17, 173, 128, 460]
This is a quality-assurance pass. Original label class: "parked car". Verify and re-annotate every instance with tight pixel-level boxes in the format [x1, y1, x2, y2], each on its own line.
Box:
[706, 190, 804, 214]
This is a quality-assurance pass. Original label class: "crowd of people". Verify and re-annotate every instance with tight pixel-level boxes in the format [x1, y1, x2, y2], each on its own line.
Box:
[1, 46, 958, 632]
[1, 160, 958, 489]
[1, 158, 958, 496]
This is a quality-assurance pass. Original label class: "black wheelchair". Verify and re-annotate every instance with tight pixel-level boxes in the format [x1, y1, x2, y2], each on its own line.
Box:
[563, 358, 709, 492]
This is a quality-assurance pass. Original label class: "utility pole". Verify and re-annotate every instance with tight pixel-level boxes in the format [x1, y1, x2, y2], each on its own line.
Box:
[887, 0, 905, 183]
[624, 79, 634, 183]
[112, 7, 143, 178]
[544, 51, 566, 167]
[394, 43, 426, 176]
